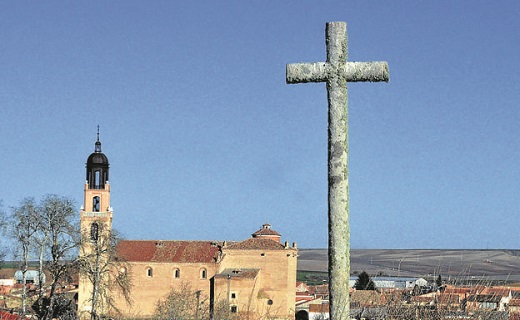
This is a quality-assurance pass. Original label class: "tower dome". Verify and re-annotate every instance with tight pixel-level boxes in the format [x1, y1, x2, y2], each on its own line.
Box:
[86, 128, 109, 189]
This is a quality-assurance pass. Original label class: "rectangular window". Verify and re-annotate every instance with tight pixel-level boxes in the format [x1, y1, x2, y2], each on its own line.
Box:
[231, 292, 236, 299]
[95, 171, 101, 189]
[92, 196, 100, 212]
[230, 306, 237, 313]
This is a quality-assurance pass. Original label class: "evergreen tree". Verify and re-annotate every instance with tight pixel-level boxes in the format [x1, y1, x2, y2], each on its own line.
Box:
[436, 274, 442, 287]
[354, 271, 375, 290]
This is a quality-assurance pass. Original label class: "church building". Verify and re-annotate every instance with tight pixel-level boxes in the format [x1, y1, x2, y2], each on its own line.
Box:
[77, 134, 298, 319]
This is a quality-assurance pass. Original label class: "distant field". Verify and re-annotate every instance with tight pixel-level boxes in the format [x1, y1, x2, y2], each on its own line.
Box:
[298, 249, 520, 282]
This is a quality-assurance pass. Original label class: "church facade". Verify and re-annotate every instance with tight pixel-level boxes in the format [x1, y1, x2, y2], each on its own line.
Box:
[77, 135, 298, 319]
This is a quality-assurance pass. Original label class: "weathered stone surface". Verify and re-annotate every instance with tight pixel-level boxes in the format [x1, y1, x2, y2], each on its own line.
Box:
[286, 21, 389, 320]
[286, 62, 388, 83]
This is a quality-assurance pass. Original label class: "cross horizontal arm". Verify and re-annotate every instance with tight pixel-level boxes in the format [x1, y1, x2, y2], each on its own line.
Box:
[286, 62, 328, 84]
[345, 61, 389, 82]
[286, 61, 389, 84]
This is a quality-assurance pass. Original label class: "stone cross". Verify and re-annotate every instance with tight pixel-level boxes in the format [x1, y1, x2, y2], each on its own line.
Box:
[286, 22, 389, 320]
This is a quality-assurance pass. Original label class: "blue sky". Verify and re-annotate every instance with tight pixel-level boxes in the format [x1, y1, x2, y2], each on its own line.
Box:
[1, 1, 519, 249]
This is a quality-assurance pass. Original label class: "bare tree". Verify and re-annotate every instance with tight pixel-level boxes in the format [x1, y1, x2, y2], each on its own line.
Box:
[0, 201, 8, 268]
[154, 283, 232, 320]
[9, 197, 39, 317]
[33, 207, 48, 312]
[78, 222, 131, 320]
[154, 283, 204, 319]
[6, 195, 79, 319]
[0, 244, 5, 270]
[36, 194, 79, 320]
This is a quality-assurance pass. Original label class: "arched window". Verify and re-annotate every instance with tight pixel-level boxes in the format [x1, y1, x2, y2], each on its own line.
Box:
[146, 267, 153, 278]
[90, 223, 99, 241]
[92, 196, 100, 212]
[200, 268, 207, 279]
[174, 268, 180, 279]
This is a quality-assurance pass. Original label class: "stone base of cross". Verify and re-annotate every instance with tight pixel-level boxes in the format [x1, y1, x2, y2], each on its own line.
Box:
[286, 22, 389, 320]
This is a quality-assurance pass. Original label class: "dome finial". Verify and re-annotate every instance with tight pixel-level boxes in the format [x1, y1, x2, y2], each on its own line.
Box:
[95, 125, 102, 152]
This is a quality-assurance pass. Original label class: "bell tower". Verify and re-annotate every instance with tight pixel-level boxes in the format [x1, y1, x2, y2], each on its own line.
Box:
[84, 128, 111, 215]
[78, 128, 113, 318]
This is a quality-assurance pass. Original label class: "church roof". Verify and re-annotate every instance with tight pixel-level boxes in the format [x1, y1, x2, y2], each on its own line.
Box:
[87, 152, 109, 165]
[225, 238, 287, 250]
[252, 223, 281, 237]
[117, 240, 220, 263]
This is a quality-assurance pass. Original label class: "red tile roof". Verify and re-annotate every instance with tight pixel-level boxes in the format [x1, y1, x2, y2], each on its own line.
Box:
[480, 287, 510, 296]
[443, 286, 474, 294]
[296, 282, 310, 292]
[117, 240, 220, 263]
[225, 238, 287, 250]
[412, 295, 434, 303]
[466, 294, 502, 303]
[0, 311, 20, 320]
[437, 293, 461, 304]
[252, 224, 281, 237]
[309, 303, 329, 313]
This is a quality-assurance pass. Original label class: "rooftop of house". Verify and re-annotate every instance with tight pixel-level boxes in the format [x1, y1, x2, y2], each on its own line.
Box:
[443, 286, 476, 294]
[466, 294, 503, 303]
[309, 303, 329, 313]
[0, 311, 19, 320]
[509, 298, 520, 307]
[480, 286, 511, 296]
[350, 290, 383, 306]
[437, 293, 461, 304]
[411, 295, 434, 303]
[296, 282, 310, 292]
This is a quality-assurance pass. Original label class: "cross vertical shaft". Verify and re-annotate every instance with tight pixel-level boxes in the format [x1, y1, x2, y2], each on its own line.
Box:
[286, 22, 389, 320]
[326, 22, 350, 320]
